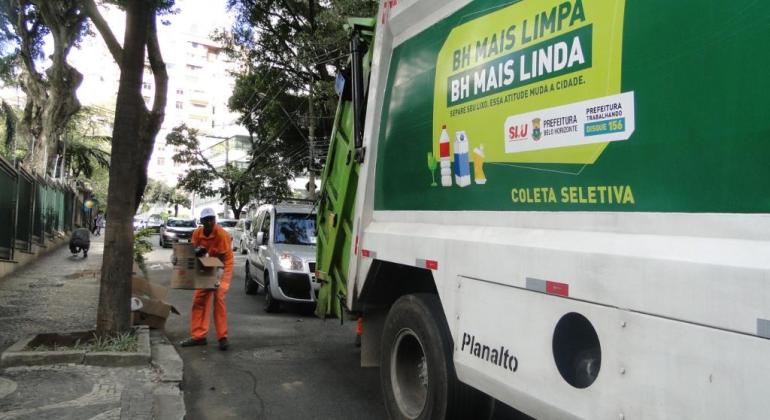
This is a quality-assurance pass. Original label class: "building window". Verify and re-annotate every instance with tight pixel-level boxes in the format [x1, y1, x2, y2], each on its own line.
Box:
[175, 101, 183, 109]
[157, 157, 165, 166]
[176, 88, 184, 95]
[142, 82, 152, 90]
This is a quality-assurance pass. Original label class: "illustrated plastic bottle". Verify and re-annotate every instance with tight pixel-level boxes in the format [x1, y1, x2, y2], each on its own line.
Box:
[472, 145, 486, 184]
[453, 131, 471, 187]
[439, 125, 452, 187]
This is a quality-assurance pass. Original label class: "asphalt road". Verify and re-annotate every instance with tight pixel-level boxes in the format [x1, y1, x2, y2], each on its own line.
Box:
[142, 237, 529, 420]
[143, 242, 387, 420]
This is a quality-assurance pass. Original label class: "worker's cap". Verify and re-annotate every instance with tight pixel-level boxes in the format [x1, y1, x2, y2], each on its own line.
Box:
[200, 208, 216, 219]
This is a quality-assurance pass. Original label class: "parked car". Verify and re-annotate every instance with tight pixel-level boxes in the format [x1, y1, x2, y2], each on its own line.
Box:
[133, 217, 145, 231]
[159, 218, 197, 248]
[144, 214, 163, 233]
[232, 218, 252, 254]
[244, 202, 317, 312]
[218, 219, 238, 240]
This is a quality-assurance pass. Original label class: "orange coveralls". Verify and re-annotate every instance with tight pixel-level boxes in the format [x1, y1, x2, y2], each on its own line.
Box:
[190, 224, 234, 340]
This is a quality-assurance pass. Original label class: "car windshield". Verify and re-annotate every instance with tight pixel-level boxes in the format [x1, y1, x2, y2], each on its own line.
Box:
[167, 219, 196, 228]
[219, 220, 238, 228]
[274, 213, 316, 245]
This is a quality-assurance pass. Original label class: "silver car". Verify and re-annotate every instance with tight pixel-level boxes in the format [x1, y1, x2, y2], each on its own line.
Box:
[232, 218, 252, 254]
[243, 203, 317, 312]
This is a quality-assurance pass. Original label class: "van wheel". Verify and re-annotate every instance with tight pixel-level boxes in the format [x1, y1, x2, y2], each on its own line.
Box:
[244, 261, 258, 295]
[381, 294, 493, 420]
[264, 271, 279, 313]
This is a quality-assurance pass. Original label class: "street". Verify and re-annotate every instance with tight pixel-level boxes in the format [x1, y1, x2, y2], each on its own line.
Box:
[143, 240, 388, 420]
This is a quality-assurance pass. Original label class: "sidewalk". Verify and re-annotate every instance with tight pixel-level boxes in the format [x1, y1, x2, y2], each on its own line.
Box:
[0, 234, 185, 419]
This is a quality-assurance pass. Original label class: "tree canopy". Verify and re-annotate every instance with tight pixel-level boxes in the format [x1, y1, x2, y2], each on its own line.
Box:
[142, 178, 190, 217]
[166, 123, 292, 219]
[0, 0, 89, 174]
[220, 0, 378, 177]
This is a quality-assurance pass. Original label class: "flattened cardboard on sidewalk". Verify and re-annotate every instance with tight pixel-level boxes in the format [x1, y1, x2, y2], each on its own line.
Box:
[170, 243, 223, 290]
[131, 276, 179, 329]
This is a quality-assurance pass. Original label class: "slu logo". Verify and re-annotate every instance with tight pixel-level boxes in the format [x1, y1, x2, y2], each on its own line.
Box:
[532, 118, 542, 141]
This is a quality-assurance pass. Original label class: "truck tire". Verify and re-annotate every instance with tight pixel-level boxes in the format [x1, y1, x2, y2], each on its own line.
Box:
[381, 294, 493, 420]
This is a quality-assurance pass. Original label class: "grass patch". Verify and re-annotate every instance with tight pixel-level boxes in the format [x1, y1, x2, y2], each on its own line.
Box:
[26, 330, 138, 353]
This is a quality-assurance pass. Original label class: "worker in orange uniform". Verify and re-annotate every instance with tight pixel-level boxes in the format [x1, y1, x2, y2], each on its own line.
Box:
[178, 208, 234, 351]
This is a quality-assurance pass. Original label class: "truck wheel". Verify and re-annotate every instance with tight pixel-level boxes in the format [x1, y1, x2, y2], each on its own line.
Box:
[264, 271, 279, 313]
[244, 261, 258, 295]
[381, 294, 493, 420]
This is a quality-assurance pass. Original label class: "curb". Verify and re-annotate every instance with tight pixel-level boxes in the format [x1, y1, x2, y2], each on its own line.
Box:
[0, 326, 151, 368]
[148, 330, 186, 420]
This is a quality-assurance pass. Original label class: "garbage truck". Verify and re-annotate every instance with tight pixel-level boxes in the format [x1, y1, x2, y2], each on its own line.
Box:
[315, 1, 770, 419]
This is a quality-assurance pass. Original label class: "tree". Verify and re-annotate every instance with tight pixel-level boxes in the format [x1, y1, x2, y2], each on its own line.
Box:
[61, 106, 112, 179]
[220, 0, 378, 179]
[0, 100, 19, 160]
[142, 178, 191, 217]
[0, 0, 89, 175]
[83, 0, 173, 336]
[166, 124, 292, 219]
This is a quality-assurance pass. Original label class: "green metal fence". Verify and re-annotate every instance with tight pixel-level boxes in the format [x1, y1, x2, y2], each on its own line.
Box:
[0, 156, 88, 261]
[0, 158, 17, 260]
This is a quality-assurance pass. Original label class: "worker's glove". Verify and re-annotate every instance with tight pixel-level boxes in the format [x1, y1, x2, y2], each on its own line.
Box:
[195, 247, 208, 257]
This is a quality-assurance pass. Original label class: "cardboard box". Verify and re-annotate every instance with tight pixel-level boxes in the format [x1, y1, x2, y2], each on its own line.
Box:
[131, 276, 179, 329]
[170, 243, 224, 289]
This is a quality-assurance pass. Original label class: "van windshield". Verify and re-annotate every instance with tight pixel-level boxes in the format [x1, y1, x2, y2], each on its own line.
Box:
[274, 213, 316, 246]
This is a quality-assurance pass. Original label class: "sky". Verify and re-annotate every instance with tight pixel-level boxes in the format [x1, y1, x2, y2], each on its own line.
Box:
[62, 0, 234, 107]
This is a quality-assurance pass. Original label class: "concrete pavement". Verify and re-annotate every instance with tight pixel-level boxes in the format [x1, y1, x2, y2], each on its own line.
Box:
[0, 234, 185, 420]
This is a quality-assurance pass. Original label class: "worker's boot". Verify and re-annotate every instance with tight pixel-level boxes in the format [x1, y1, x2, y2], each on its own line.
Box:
[179, 337, 207, 347]
[218, 338, 229, 351]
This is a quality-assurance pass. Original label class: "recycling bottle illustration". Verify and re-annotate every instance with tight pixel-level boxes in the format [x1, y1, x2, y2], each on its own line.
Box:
[439, 125, 452, 187]
[454, 131, 471, 187]
[472, 144, 486, 184]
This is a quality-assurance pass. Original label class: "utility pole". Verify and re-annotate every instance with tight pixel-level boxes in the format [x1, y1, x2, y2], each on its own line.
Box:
[307, 82, 317, 200]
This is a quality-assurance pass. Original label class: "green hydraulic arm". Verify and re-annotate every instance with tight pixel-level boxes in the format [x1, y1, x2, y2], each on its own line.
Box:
[315, 18, 375, 319]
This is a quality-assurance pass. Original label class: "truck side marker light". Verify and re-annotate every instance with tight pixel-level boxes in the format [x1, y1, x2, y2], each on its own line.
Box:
[526, 277, 570, 297]
[415, 259, 438, 270]
[758, 319, 770, 339]
[361, 249, 376, 259]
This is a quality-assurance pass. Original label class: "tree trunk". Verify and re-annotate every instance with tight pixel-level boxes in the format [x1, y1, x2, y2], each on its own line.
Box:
[174, 203, 179, 217]
[96, 2, 152, 336]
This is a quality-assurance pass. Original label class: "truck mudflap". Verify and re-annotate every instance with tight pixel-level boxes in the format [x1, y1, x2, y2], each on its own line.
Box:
[315, 18, 375, 319]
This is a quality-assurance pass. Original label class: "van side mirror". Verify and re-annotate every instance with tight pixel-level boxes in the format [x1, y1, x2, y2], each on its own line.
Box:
[256, 231, 265, 246]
